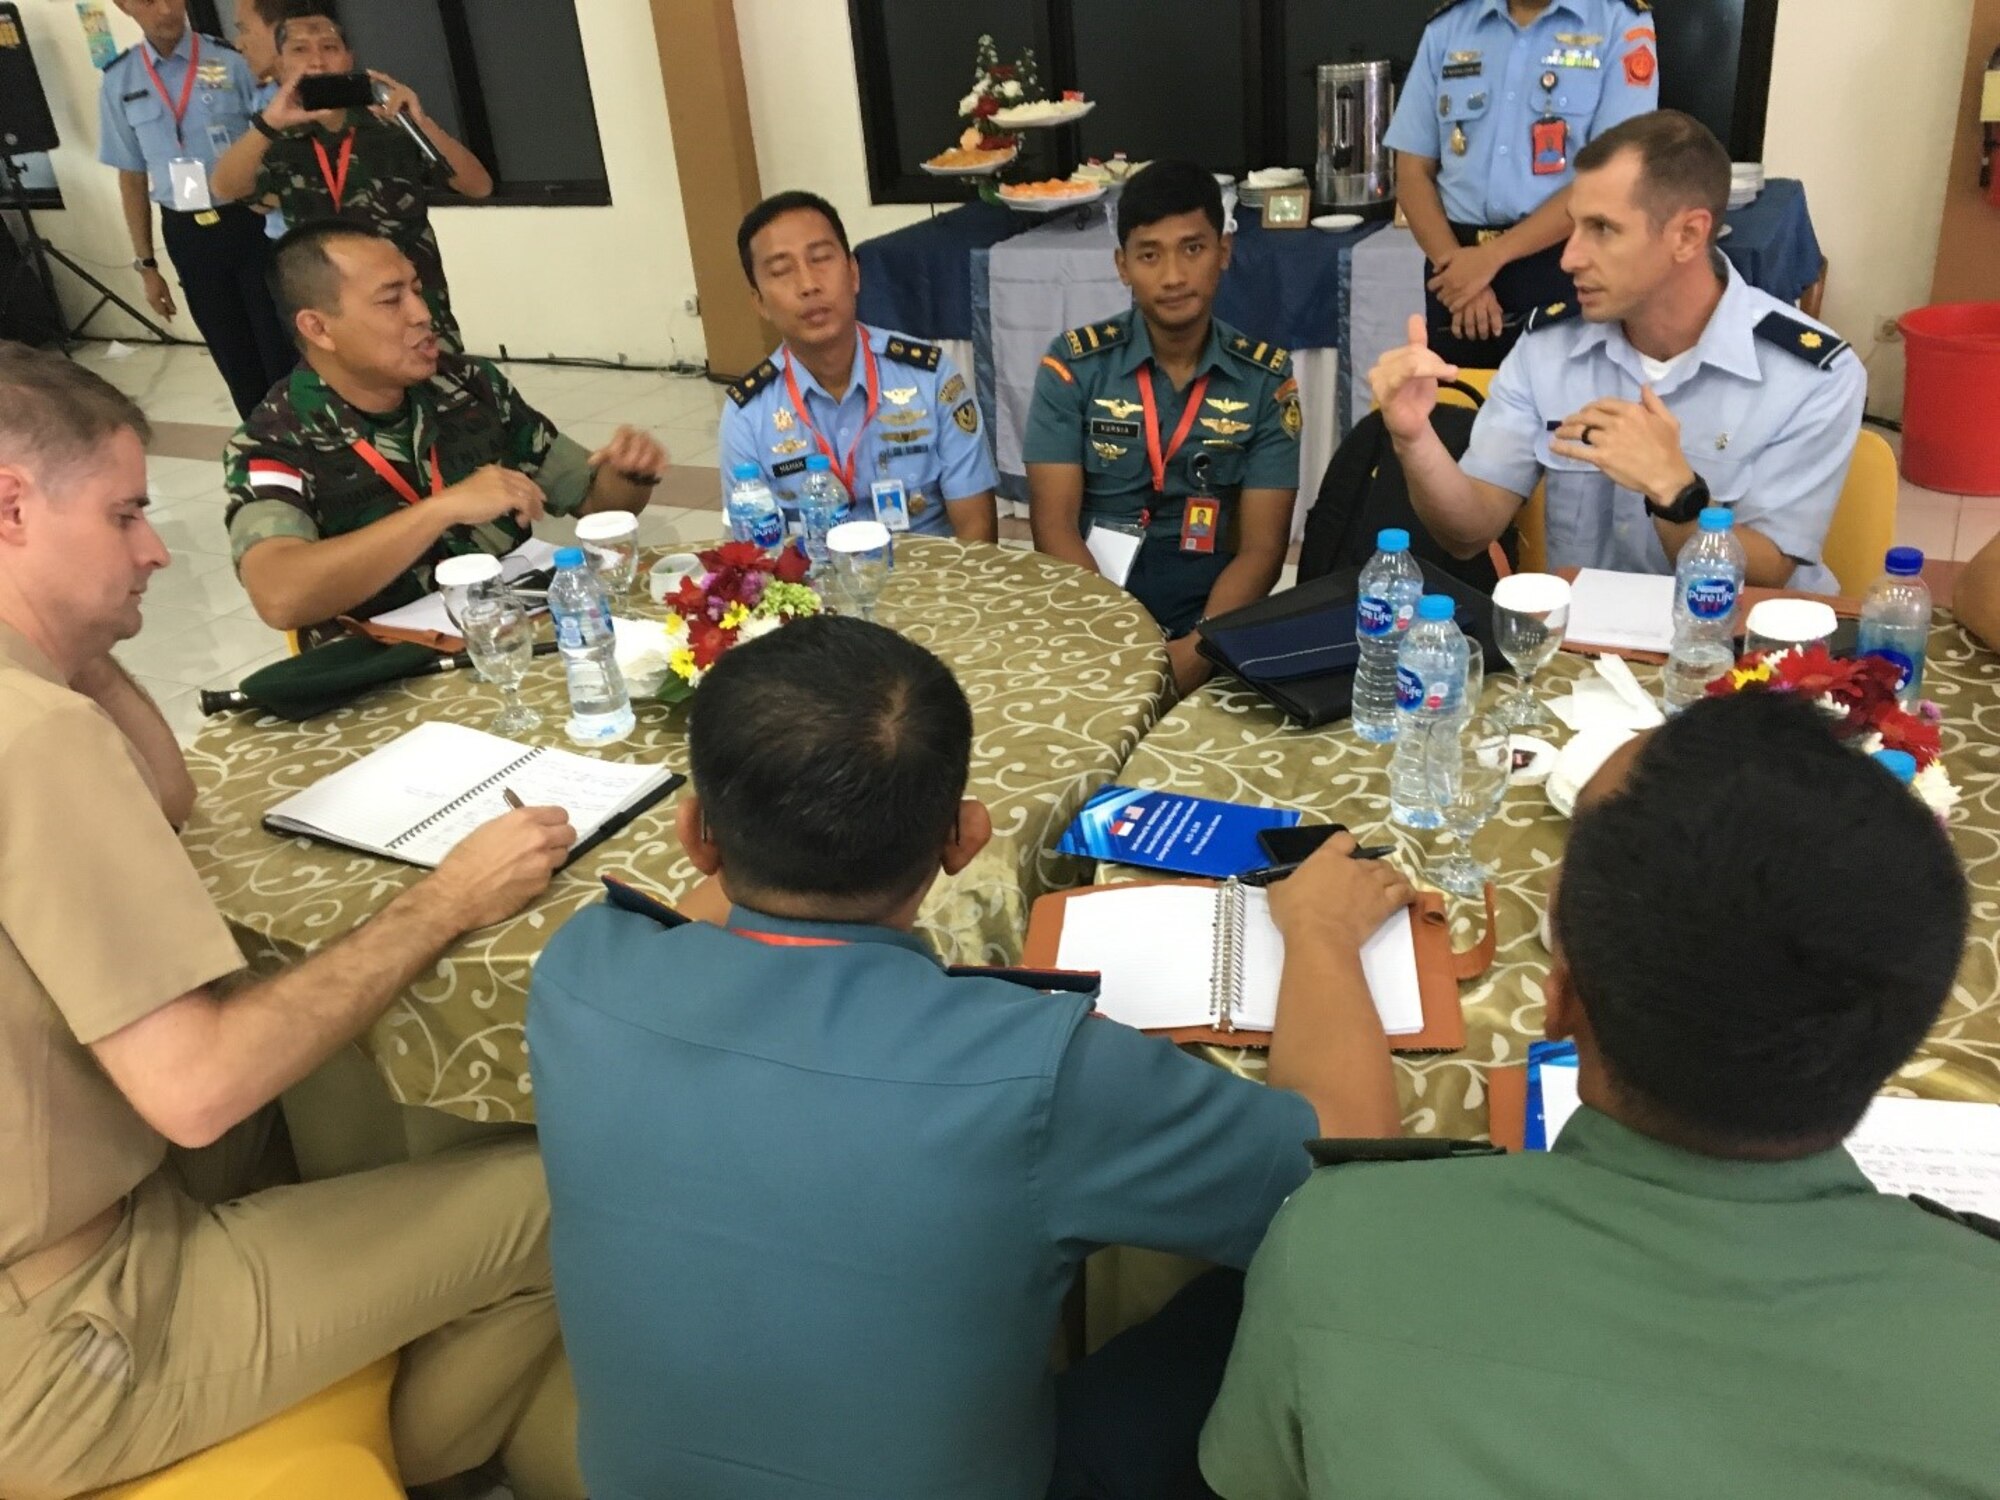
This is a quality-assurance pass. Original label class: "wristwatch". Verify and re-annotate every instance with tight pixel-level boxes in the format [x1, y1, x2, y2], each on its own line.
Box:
[131, 256, 158, 272]
[1646, 474, 1710, 526]
[250, 111, 281, 141]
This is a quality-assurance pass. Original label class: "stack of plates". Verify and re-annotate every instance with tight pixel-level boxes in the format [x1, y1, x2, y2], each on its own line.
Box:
[1729, 162, 1764, 210]
[1239, 166, 1305, 211]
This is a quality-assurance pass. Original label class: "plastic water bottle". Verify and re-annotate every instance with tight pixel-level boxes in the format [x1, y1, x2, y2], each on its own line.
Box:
[1352, 527, 1426, 744]
[1662, 508, 1748, 713]
[798, 455, 852, 570]
[1389, 595, 1470, 829]
[547, 547, 635, 745]
[726, 463, 785, 553]
[1857, 546, 1932, 707]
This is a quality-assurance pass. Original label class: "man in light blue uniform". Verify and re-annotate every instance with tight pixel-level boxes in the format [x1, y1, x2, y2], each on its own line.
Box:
[1388, 0, 1659, 367]
[99, 0, 292, 417]
[1371, 111, 1863, 593]
[721, 191, 998, 542]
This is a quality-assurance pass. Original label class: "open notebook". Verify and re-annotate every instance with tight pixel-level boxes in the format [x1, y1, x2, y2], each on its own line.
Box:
[263, 720, 682, 869]
[1042, 879, 1431, 1041]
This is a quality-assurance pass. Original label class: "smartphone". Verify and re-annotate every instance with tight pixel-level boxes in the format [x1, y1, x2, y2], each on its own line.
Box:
[1257, 823, 1348, 866]
[296, 72, 378, 112]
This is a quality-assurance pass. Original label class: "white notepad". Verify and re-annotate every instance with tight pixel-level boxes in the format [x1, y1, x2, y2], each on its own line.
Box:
[1054, 880, 1425, 1035]
[262, 720, 680, 869]
[370, 539, 563, 637]
[1565, 569, 1676, 655]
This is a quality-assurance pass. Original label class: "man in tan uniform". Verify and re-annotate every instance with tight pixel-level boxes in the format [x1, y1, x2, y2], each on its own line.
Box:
[0, 343, 584, 1498]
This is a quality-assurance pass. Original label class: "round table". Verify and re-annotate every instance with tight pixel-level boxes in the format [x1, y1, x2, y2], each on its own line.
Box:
[1109, 617, 2000, 1139]
[183, 538, 1170, 1122]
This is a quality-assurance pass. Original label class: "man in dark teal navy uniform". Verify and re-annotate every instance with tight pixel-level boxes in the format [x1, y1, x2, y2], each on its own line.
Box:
[528, 615, 1415, 1500]
[1024, 162, 1300, 696]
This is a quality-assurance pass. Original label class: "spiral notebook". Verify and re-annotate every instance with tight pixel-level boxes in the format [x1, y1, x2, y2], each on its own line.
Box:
[262, 720, 683, 870]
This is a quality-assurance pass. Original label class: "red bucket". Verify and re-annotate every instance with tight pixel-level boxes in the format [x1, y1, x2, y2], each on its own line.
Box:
[1900, 302, 2000, 496]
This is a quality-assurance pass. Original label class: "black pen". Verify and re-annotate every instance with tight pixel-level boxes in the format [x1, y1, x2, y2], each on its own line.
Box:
[1232, 852, 1392, 888]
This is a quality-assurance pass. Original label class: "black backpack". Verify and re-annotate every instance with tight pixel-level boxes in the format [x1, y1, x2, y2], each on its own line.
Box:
[1297, 382, 1518, 591]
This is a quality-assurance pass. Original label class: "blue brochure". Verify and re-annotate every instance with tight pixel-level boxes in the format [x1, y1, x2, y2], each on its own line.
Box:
[1056, 786, 1301, 879]
[1524, 1039, 1581, 1150]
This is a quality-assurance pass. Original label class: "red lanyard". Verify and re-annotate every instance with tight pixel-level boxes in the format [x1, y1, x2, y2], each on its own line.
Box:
[139, 32, 201, 149]
[312, 130, 357, 212]
[1136, 364, 1211, 495]
[734, 929, 848, 949]
[782, 330, 881, 495]
[351, 438, 442, 507]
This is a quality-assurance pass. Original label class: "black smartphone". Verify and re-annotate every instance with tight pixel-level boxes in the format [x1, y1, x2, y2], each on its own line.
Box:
[296, 71, 377, 112]
[1257, 823, 1348, 866]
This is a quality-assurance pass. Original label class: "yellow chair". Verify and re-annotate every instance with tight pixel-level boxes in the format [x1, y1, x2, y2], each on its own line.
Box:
[1820, 428, 1899, 596]
[83, 1357, 402, 1500]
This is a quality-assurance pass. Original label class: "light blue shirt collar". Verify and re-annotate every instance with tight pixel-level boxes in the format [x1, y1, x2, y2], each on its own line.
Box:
[783, 326, 870, 410]
[1565, 256, 1766, 389]
[145, 26, 197, 67]
[1475, 0, 1588, 27]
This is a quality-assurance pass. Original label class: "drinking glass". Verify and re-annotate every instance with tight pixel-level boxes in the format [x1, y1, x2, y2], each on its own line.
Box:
[827, 520, 894, 624]
[460, 592, 541, 735]
[436, 554, 504, 633]
[1491, 573, 1572, 730]
[576, 512, 640, 597]
[1425, 710, 1512, 898]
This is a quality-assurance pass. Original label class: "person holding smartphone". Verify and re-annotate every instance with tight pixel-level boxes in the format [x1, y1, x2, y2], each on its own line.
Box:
[209, 5, 491, 349]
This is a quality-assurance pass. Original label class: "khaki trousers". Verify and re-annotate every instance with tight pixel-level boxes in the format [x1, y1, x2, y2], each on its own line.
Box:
[0, 1139, 582, 1500]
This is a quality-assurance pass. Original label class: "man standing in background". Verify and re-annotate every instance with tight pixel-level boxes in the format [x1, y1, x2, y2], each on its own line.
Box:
[98, 0, 294, 418]
[230, 0, 292, 244]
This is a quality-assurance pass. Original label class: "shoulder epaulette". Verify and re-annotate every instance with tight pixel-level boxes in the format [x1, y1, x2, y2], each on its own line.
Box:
[1753, 311, 1850, 371]
[1307, 1137, 1507, 1168]
[1223, 333, 1291, 375]
[600, 876, 690, 930]
[1524, 299, 1583, 334]
[1427, 0, 1471, 21]
[1911, 1194, 2000, 1244]
[880, 336, 941, 372]
[725, 358, 778, 408]
[1057, 320, 1128, 361]
[943, 964, 1100, 996]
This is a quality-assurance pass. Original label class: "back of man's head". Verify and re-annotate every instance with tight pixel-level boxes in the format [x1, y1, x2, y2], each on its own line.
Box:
[271, 219, 388, 344]
[1116, 160, 1224, 246]
[0, 342, 150, 490]
[1553, 691, 1968, 1154]
[688, 615, 974, 908]
[1574, 109, 1730, 243]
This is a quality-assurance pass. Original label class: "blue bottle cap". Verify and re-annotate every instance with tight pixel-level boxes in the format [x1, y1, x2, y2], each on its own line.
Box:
[1416, 594, 1455, 622]
[1377, 528, 1411, 552]
[804, 453, 832, 472]
[730, 462, 761, 482]
[1885, 547, 1924, 576]
[554, 547, 585, 569]
[1697, 507, 1734, 532]
[1872, 749, 1917, 784]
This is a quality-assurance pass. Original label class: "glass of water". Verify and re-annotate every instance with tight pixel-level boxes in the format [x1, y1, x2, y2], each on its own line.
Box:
[1425, 710, 1512, 898]
[827, 520, 894, 624]
[1491, 572, 1572, 730]
[435, 552, 505, 633]
[575, 511, 640, 598]
[460, 591, 541, 735]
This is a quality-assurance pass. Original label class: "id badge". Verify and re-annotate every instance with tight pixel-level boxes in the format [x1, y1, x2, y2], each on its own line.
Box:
[205, 120, 238, 156]
[1179, 496, 1220, 555]
[1531, 118, 1569, 177]
[168, 157, 214, 213]
[870, 477, 912, 532]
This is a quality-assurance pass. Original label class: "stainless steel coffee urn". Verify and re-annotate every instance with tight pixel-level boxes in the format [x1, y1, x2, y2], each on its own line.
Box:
[1316, 60, 1396, 210]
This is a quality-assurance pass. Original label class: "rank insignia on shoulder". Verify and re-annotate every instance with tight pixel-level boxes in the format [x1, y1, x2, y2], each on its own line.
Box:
[726, 358, 778, 407]
[1910, 1194, 2000, 1242]
[882, 338, 941, 372]
[1427, 0, 1472, 20]
[601, 876, 690, 929]
[1753, 312, 1850, 371]
[1063, 320, 1126, 359]
[1307, 1137, 1507, 1168]
[1525, 300, 1581, 333]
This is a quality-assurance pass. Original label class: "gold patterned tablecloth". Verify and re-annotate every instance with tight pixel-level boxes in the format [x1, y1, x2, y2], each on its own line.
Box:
[1109, 617, 2000, 1141]
[183, 538, 1170, 1121]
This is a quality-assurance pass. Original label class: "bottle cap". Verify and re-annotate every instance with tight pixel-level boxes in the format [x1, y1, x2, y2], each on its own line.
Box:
[729, 462, 761, 482]
[1697, 507, 1734, 532]
[1885, 546, 1924, 576]
[1416, 594, 1455, 622]
[554, 547, 586, 570]
[1376, 528, 1410, 552]
[1872, 749, 1917, 785]
[804, 453, 832, 472]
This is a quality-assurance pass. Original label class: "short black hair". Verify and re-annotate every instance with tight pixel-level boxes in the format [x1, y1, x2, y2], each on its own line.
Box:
[1575, 109, 1730, 242]
[736, 191, 851, 286]
[1554, 691, 1968, 1151]
[687, 615, 974, 905]
[272, 4, 344, 47]
[1116, 160, 1224, 246]
[272, 220, 394, 341]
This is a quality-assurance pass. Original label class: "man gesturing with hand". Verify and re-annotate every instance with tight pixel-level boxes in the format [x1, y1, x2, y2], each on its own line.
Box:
[227, 222, 665, 644]
[1370, 111, 1863, 593]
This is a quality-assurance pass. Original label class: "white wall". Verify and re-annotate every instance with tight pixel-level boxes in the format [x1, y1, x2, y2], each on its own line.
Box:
[16, 0, 703, 365]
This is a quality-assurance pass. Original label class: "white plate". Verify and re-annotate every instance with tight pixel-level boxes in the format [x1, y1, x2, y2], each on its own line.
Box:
[1311, 213, 1364, 231]
[991, 100, 1095, 129]
[920, 148, 1019, 178]
[998, 183, 1108, 213]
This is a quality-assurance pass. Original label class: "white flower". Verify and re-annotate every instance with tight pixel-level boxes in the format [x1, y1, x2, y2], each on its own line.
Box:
[736, 614, 785, 643]
[1913, 762, 1961, 820]
[1001, 79, 1023, 99]
[958, 91, 980, 116]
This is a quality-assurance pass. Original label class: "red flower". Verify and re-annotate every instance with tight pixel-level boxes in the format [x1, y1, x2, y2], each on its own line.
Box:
[669, 575, 709, 616]
[973, 96, 998, 118]
[705, 541, 767, 573]
[773, 543, 812, 584]
[690, 620, 731, 669]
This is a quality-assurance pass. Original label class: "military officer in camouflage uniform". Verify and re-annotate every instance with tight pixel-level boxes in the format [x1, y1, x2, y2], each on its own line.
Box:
[210, 9, 489, 349]
[225, 223, 664, 644]
[1024, 161, 1300, 695]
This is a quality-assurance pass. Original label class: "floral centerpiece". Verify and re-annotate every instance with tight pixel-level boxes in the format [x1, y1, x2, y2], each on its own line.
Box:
[955, 34, 1036, 151]
[631, 542, 821, 703]
[1705, 644, 1959, 819]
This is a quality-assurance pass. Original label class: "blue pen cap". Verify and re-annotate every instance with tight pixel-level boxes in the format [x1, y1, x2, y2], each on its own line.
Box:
[1873, 749, 1918, 784]
[1377, 528, 1411, 552]
[729, 462, 760, 482]
[1697, 507, 1734, 532]
[554, 547, 585, 569]
[804, 453, 832, 472]
[1884, 547, 1924, 576]
[1416, 594, 1455, 622]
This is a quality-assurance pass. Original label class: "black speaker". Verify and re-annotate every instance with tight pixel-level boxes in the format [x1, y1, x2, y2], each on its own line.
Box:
[0, 4, 61, 156]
